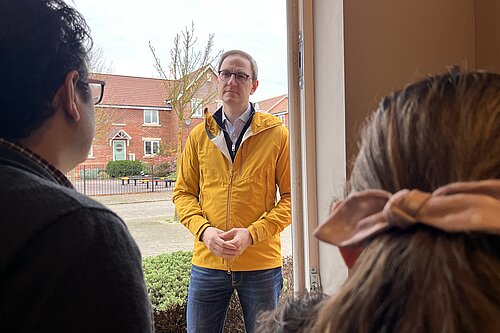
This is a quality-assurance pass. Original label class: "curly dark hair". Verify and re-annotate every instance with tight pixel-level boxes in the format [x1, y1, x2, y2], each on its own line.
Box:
[0, 0, 93, 141]
[255, 293, 328, 333]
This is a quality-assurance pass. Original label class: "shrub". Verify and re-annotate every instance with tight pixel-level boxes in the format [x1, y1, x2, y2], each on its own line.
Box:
[106, 160, 143, 178]
[98, 170, 110, 179]
[143, 252, 293, 333]
[147, 143, 177, 177]
[142, 251, 192, 312]
[142, 251, 191, 333]
[153, 161, 176, 178]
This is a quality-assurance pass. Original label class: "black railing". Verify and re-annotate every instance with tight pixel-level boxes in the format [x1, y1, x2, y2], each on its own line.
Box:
[68, 163, 176, 196]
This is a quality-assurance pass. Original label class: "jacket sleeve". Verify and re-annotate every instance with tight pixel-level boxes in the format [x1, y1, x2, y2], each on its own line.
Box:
[247, 126, 291, 244]
[172, 131, 211, 240]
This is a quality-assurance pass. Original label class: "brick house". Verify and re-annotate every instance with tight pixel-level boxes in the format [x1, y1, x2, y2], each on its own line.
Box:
[81, 71, 288, 170]
[84, 69, 219, 166]
[256, 94, 289, 128]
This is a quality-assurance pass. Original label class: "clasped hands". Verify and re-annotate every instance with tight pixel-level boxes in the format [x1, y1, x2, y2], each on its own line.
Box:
[201, 226, 253, 259]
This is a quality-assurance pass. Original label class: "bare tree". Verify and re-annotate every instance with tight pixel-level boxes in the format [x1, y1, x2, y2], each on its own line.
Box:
[88, 46, 114, 74]
[88, 46, 118, 143]
[150, 22, 222, 174]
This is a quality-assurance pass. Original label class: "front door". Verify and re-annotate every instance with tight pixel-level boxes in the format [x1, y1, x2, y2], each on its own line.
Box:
[113, 140, 126, 161]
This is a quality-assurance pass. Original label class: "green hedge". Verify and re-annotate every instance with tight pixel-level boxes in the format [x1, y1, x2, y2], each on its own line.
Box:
[142, 252, 293, 333]
[142, 251, 192, 312]
[106, 160, 143, 178]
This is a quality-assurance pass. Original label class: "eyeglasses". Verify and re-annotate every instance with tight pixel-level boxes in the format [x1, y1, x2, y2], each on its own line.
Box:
[86, 78, 105, 105]
[218, 70, 252, 84]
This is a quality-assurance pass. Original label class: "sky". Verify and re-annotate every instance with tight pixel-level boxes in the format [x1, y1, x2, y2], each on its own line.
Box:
[73, 0, 288, 102]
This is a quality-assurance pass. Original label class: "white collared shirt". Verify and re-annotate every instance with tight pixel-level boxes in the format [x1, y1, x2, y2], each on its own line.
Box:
[221, 103, 253, 144]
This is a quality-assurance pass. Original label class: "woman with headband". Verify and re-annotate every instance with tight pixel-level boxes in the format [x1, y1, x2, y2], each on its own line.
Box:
[312, 68, 500, 333]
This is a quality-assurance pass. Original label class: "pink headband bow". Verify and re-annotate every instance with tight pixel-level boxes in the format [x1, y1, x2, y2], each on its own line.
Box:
[314, 180, 500, 247]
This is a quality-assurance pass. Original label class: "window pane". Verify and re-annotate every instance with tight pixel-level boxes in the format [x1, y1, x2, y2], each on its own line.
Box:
[144, 110, 158, 124]
[144, 141, 160, 155]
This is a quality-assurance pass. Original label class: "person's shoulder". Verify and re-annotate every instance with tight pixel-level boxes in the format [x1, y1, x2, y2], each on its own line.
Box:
[187, 114, 221, 142]
[58, 186, 111, 211]
[43, 182, 118, 219]
[0, 165, 122, 231]
[253, 112, 287, 128]
[51, 187, 127, 233]
[186, 120, 208, 139]
[252, 112, 289, 139]
[0, 167, 132, 274]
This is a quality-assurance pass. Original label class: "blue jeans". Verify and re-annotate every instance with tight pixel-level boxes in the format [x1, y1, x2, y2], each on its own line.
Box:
[187, 265, 283, 333]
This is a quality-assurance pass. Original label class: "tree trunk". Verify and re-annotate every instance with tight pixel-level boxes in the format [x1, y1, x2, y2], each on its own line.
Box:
[176, 118, 183, 177]
[174, 119, 184, 221]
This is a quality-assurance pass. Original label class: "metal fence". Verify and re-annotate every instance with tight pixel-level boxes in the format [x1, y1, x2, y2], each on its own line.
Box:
[68, 163, 175, 196]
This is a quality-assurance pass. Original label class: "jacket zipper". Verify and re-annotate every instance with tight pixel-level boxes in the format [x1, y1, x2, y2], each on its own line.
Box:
[264, 174, 268, 210]
[207, 117, 280, 273]
[226, 167, 234, 274]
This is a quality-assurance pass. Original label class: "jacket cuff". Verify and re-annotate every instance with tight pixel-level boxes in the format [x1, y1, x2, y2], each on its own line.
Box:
[247, 225, 259, 245]
[196, 222, 211, 241]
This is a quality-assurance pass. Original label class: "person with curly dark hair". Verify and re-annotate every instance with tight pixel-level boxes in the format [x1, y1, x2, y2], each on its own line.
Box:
[0, 1, 153, 331]
[255, 293, 328, 333]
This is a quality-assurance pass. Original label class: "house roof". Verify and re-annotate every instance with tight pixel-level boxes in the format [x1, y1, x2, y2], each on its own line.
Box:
[92, 71, 285, 112]
[91, 73, 171, 108]
[257, 94, 288, 114]
[92, 67, 218, 109]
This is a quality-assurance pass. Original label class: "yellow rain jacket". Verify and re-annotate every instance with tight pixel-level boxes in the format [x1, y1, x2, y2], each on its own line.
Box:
[173, 108, 291, 271]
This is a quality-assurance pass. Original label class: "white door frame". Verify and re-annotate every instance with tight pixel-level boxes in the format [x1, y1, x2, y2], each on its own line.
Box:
[287, 0, 348, 294]
[112, 139, 127, 161]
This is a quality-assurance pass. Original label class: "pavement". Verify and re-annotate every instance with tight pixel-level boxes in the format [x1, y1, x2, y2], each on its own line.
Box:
[92, 192, 292, 258]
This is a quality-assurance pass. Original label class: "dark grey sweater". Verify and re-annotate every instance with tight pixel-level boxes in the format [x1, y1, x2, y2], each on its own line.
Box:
[0, 145, 153, 332]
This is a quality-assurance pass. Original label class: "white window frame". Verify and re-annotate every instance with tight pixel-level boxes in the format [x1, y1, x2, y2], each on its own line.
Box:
[144, 140, 160, 156]
[191, 98, 203, 118]
[277, 114, 286, 123]
[144, 109, 159, 125]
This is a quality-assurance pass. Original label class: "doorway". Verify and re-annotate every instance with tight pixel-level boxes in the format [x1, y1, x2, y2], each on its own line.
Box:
[113, 140, 127, 161]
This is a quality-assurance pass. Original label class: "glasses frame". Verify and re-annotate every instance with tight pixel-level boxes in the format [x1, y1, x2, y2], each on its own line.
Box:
[86, 78, 105, 105]
[218, 70, 252, 84]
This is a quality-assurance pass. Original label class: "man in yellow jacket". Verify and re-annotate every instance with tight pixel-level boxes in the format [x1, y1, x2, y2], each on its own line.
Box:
[173, 50, 291, 333]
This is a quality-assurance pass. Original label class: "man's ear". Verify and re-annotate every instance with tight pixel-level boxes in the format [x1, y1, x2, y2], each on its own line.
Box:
[52, 70, 81, 122]
[250, 79, 259, 95]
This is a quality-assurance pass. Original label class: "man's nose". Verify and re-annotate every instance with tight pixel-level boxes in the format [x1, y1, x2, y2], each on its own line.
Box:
[226, 73, 238, 85]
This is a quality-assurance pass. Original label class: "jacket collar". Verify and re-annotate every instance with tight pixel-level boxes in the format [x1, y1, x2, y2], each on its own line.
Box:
[205, 103, 282, 138]
[0, 138, 73, 188]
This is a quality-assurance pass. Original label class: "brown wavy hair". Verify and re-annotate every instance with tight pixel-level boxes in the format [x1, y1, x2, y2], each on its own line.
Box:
[311, 69, 500, 333]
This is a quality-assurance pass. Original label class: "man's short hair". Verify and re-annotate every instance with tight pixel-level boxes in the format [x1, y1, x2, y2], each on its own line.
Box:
[0, 0, 92, 141]
[217, 50, 258, 80]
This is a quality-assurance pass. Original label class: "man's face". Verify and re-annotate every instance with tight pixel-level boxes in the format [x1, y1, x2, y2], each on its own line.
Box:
[74, 82, 96, 164]
[217, 54, 258, 110]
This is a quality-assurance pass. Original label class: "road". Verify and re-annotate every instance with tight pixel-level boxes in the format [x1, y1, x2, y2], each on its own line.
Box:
[93, 192, 292, 258]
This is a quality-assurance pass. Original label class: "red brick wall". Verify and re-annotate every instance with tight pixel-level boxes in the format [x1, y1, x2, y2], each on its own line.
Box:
[270, 98, 289, 128]
[83, 101, 219, 166]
